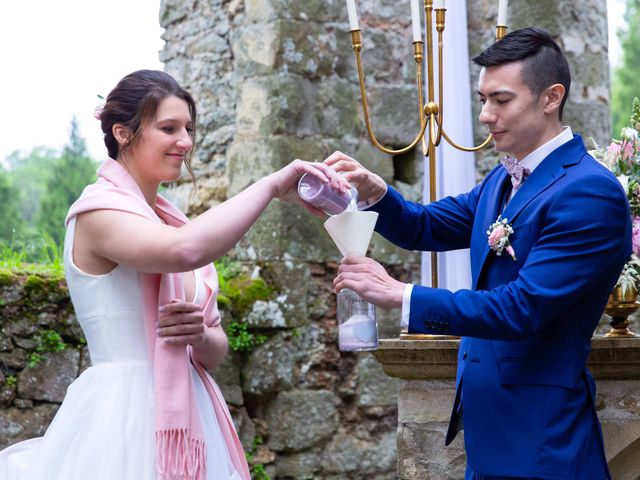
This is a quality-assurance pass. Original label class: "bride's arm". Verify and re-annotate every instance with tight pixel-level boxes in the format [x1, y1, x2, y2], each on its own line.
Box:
[75, 160, 347, 274]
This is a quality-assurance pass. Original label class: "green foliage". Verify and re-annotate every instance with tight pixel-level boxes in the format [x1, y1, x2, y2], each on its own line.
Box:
[0, 232, 63, 275]
[4, 375, 17, 388]
[4, 146, 58, 225]
[26, 329, 67, 368]
[215, 257, 272, 353]
[0, 172, 25, 238]
[245, 436, 271, 480]
[27, 352, 42, 368]
[226, 321, 268, 352]
[611, 0, 640, 136]
[36, 117, 98, 246]
[38, 329, 67, 353]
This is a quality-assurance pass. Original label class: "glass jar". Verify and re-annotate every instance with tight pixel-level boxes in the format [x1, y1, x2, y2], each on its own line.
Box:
[297, 173, 358, 216]
[337, 288, 377, 351]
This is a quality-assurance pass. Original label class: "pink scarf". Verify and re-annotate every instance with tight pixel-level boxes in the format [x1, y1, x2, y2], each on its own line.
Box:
[65, 159, 250, 480]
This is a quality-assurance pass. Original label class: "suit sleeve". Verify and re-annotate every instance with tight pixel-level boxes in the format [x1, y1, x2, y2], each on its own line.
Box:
[368, 173, 495, 252]
[408, 173, 631, 339]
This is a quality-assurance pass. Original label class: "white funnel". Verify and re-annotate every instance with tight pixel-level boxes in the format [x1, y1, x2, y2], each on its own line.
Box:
[324, 211, 379, 256]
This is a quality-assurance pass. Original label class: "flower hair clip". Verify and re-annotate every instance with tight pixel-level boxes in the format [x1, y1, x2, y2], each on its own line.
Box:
[93, 94, 105, 120]
[487, 215, 517, 261]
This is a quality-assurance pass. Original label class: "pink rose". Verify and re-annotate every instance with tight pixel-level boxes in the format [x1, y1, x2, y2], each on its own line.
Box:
[506, 245, 516, 261]
[488, 226, 505, 248]
[632, 217, 640, 256]
[607, 142, 622, 156]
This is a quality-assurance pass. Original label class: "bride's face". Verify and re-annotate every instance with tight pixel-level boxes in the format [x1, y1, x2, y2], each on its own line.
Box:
[128, 96, 194, 184]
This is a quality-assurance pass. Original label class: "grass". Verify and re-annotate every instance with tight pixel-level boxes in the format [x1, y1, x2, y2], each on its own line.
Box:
[0, 231, 63, 276]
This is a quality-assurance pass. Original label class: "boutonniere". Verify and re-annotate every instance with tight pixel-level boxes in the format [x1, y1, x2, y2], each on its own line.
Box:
[487, 216, 517, 261]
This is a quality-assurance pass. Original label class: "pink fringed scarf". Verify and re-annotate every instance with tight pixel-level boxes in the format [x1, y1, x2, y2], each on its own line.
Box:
[65, 159, 250, 480]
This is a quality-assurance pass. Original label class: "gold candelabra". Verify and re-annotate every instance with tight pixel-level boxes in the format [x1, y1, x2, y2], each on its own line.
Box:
[349, 1, 507, 288]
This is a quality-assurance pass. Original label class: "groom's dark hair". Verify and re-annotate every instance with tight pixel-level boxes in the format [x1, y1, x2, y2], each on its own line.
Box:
[473, 27, 571, 120]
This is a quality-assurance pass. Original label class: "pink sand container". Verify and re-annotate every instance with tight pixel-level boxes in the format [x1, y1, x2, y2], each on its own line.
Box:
[297, 173, 358, 216]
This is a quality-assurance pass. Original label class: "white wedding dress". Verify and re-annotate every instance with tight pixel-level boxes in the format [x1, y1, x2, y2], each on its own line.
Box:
[0, 218, 240, 479]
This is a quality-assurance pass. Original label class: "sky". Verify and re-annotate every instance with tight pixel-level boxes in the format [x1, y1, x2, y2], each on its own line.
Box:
[0, 0, 628, 164]
[0, 0, 164, 163]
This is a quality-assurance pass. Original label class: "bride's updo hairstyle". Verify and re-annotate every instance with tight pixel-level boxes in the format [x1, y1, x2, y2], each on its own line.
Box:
[96, 70, 197, 177]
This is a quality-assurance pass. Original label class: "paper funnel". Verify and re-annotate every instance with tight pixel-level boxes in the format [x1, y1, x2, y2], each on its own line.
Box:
[324, 211, 379, 256]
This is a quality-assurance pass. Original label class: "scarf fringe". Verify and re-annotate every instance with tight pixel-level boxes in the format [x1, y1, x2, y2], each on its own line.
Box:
[156, 429, 206, 480]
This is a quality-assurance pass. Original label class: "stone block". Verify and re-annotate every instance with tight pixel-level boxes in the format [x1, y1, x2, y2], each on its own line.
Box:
[17, 350, 80, 403]
[356, 352, 400, 407]
[242, 331, 296, 395]
[316, 77, 363, 138]
[266, 389, 340, 451]
[321, 429, 397, 474]
[397, 421, 466, 480]
[0, 404, 58, 450]
[366, 84, 426, 147]
[245, 0, 345, 23]
[398, 380, 457, 423]
[231, 23, 280, 76]
[231, 405, 256, 452]
[259, 260, 311, 327]
[236, 74, 317, 136]
[275, 450, 321, 478]
[211, 352, 244, 406]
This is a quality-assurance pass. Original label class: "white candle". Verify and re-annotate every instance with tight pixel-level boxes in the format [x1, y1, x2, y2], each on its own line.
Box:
[498, 0, 508, 25]
[434, 0, 446, 9]
[410, 0, 422, 42]
[346, 0, 359, 31]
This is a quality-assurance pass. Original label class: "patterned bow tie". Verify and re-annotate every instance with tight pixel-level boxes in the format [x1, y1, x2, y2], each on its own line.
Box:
[500, 156, 531, 190]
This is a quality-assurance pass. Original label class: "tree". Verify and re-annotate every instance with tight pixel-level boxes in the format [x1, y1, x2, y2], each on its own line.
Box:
[5, 146, 58, 224]
[37, 117, 97, 246]
[0, 169, 25, 240]
[611, 0, 640, 137]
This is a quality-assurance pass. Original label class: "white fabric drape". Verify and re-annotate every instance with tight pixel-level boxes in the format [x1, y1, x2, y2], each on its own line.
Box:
[420, 2, 475, 291]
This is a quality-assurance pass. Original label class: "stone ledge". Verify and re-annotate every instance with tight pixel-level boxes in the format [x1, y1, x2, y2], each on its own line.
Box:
[373, 336, 640, 381]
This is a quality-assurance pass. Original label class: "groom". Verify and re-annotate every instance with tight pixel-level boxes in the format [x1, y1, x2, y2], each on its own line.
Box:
[328, 28, 630, 479]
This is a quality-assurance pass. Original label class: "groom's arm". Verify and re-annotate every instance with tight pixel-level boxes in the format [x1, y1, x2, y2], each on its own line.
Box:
[368, 168, 502, 253]
[407, 174, 630, 339]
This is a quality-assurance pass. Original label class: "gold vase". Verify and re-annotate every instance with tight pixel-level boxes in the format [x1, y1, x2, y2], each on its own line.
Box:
[604, 285, 639, 338]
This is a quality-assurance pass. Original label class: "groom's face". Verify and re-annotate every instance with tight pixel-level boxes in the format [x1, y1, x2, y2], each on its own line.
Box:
[477, 61, 550, 160]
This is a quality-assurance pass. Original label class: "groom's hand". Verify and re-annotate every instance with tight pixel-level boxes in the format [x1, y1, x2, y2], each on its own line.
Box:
[323, 151, 387, 207]
[334, 255, 405, 309]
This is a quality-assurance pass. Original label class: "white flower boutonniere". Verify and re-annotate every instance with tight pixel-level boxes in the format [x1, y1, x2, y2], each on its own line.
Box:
[487, 216, 517, 261]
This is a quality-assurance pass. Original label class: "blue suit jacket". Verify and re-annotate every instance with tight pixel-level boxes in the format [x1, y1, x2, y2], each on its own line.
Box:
[370, 136, 631, 479]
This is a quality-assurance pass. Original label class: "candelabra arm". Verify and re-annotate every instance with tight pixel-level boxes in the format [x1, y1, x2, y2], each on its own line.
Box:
[415, 41, 428, 155]
[440, 125, 494, 152]
[352, 31, 430, 155]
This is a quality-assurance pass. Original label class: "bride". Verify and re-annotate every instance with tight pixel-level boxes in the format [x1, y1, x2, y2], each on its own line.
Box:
[0, 69, 346, 479]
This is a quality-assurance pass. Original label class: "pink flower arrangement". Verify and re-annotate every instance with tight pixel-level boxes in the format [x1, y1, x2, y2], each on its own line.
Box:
[487, 216, 516, 261]
[633, 216, 640, 257]
[592, 97, 640, 295]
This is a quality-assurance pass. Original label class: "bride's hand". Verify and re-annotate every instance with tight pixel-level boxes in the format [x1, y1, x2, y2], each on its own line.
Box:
[157, 300, 206, 348]
[270, 159, 350, 216]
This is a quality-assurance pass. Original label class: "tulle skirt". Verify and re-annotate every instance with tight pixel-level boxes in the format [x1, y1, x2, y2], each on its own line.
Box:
[0, 361, 240, 480]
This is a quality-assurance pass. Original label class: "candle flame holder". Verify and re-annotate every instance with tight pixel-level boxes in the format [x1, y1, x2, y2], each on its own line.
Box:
[349, 0, 507, 288]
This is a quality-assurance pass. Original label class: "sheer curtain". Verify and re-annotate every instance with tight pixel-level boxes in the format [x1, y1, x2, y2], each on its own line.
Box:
[420, 2, 476, 291]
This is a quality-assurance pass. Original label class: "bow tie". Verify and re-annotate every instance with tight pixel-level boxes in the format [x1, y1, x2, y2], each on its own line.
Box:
[500, 156, 531, 190]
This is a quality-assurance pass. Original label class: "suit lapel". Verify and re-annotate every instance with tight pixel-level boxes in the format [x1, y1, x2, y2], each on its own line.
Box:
[471, 170, 512, 290]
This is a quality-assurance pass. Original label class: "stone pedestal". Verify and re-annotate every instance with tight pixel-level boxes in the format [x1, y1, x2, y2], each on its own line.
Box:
[373, 336, 640, 480]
